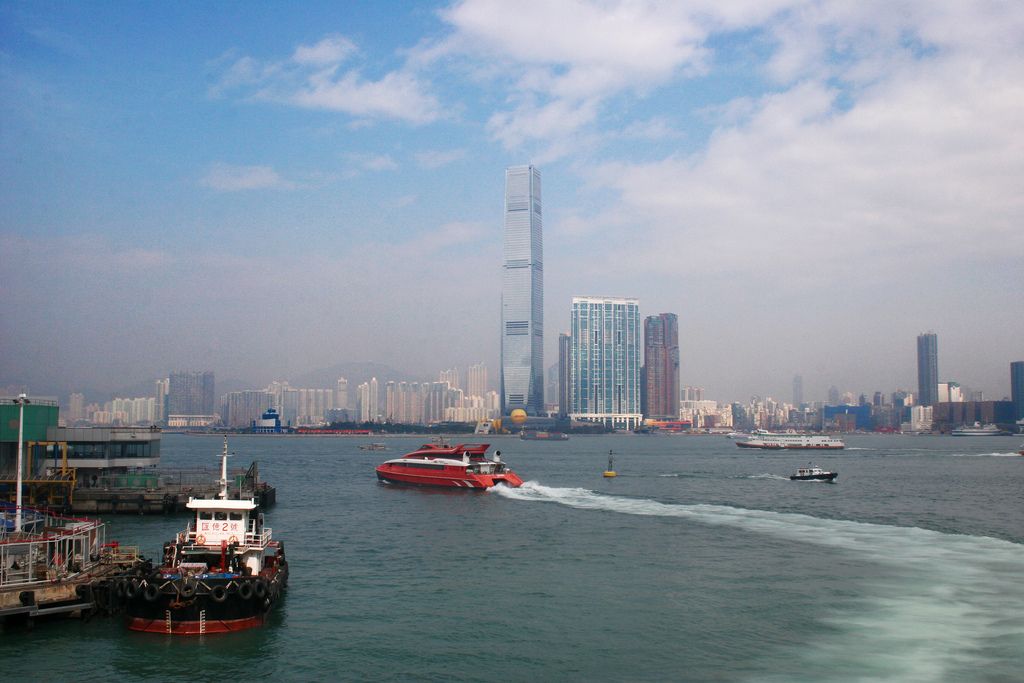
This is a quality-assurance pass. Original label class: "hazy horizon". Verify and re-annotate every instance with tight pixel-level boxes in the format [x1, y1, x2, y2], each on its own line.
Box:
[2, 2, 1022, 405]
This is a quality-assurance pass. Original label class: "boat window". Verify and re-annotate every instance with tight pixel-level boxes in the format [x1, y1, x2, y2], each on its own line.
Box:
[198, 511, 213, 520]
[229, 512, 243, 521]
[214, 511, 228, 521]
[402, 462, 445, 470]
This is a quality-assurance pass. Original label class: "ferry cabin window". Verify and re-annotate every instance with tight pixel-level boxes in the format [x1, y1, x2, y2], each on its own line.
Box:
[214, 511, 228, 521]
[199, 511, 213, 520]
[229, 512, 243, 521]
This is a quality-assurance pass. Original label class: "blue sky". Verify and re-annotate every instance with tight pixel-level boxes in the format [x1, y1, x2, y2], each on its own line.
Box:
[2, 1, 1023, 402]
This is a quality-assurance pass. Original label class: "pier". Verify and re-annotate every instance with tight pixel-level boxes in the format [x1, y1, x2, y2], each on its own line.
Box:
[0, 505, 148, 629]
[69, 461, 276, 515]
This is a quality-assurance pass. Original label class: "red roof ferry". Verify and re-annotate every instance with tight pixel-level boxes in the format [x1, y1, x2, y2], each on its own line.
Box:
[376, 443, 524, 489]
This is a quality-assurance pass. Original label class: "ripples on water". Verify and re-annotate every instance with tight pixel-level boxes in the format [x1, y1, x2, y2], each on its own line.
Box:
[2, 433, 1021, 682]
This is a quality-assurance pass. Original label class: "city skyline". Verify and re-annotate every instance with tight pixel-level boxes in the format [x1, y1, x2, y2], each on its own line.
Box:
[2, 3, 1022, 403]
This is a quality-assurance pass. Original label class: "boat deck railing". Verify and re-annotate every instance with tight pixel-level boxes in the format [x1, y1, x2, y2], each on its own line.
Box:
[178, 523, 272, 549]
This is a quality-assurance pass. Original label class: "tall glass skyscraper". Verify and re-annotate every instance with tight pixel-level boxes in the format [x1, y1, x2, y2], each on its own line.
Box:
[643, 313, 679, 420]
[501, 165, 544, 415]
[917, 332, 938, 406]
[1011, 361, 1024, 420]
[570, 296, 642, 430]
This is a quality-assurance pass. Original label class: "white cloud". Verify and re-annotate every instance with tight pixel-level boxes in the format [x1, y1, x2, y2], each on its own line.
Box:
[415, 148, 466, 169]
[345, 153, 399, 173]
[292, 35, 357, 65]
[201, 163, 294, 191]
[213, 34, 441, 124]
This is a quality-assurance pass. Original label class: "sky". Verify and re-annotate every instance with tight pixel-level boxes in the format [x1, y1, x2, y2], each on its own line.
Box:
[1, 0, 1022, 404]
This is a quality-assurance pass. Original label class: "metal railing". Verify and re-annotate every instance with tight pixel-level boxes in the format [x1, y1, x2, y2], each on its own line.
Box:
[0, 506, 106, 589]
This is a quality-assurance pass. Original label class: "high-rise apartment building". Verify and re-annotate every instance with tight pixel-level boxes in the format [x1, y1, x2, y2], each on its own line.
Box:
[336, 378, 349, 411]
[439, 368, 460, 390]
[643, 313, 680, 420]
[501, 165, 544, 416]
[558, 333, 571, 418]
[225, 390, 274, 428]
[569, 296, 642, 430]
[67, 392, 85, 423]
[1011, 361, 1024, 420]
[917, 332, 939, 407]
[467, 363, 488, 398]
[168, 370, 215, 417]
[792, 375, 804, 406]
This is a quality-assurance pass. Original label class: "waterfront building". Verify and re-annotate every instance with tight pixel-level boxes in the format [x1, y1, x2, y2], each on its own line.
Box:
[569, 296, 642, 430]
[932, 401, 1015, 430]
[643, 313, 680, 420]
[252, 408, 283, 433]
[168, 370, 215, 416]
[917, 332, 939, 406]
[793, 375, 804, 407]
[558, 333, 571, 418]
[1011, 361, 1024, 421]
[501, 164, 544, 416]
[467, 363, 488, 398]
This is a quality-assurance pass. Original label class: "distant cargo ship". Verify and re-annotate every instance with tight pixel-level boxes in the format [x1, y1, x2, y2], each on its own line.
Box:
[520, 431, 569, 441]
[736, 430, 845, 450]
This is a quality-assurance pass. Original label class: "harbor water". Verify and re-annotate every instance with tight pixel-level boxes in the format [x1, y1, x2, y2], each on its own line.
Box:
[2, 433, 1022, 682]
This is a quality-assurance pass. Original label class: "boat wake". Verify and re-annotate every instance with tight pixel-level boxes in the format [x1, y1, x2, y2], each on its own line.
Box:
[948, 451, 1021, 457]
[744, 473, 789, 480]
[494, 482, 1024, 681]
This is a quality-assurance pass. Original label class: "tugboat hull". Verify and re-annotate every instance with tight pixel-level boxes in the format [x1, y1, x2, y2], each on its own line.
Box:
[124, 571, 287, 634]
[789, 473, 838, 481]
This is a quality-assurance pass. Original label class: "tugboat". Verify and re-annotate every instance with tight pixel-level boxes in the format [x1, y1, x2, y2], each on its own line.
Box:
[124, 438, 287, 634]
[789, 465, 838, 482]
[375, 443, 523, 489]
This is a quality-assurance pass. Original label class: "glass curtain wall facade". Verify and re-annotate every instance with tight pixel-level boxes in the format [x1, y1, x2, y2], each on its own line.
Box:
[501, 165, 544, 415]
[917, 332, 938, 407]
[1011, 361, 1024, 421]
[643, 313, 679, 420]
[570, 297, 642, 430]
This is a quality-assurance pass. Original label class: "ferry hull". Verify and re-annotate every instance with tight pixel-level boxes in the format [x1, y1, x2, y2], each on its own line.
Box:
[737, 442, 845, 450]
[376, 469, 523, 489]
[790, 473, 838, 481]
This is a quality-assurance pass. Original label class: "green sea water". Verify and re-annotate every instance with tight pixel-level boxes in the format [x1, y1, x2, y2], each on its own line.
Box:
[3, 433, 1022, 682]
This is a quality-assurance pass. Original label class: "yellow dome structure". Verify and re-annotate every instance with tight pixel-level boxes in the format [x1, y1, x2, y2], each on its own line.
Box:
[510, 408, 528, 425]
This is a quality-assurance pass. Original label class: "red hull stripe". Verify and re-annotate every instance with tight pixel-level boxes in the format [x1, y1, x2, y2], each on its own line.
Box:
[127, 615, 264, 635]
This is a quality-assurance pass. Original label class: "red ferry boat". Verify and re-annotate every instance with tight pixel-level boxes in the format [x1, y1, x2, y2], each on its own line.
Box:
[376, 443, 524, 489]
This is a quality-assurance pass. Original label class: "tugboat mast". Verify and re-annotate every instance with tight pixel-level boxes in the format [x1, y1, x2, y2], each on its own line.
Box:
[219, 436, 231, 500]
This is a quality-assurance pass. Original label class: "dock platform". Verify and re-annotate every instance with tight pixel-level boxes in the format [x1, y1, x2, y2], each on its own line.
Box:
[1, 506, 148, 629]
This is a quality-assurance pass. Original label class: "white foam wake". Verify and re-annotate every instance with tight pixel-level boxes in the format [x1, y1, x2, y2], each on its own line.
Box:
[495, 482, 1024, 681]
